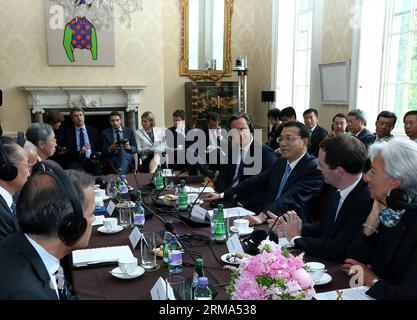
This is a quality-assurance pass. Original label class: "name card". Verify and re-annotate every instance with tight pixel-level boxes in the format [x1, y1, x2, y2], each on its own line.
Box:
[191, 205, 207, 222]
[151, 277, 174, 300]
[106, 200, 116, 216]
[129, 227, 142, 249]
[227, 234, 244, 254]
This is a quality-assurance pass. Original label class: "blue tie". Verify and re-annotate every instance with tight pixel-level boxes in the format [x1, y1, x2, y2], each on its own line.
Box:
[56, 266, 69, 300]
[79, 128, 85, 151]
[115, 130, 121, 143]
[10, 198, 17, 218]
[231, 151, 245, 186]
[275, 163, 292, 200]
[323, 190, 341, 237]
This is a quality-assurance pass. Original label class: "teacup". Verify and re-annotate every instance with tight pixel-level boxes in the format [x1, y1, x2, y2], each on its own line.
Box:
[103, 217, 118, 231]
[234, 219, 249, 232]
[118, 257, 138, 276]
[305, 262, 326, 282]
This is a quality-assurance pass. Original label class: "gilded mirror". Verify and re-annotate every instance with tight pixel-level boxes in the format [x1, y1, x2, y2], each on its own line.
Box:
[180, 0, 234, 81]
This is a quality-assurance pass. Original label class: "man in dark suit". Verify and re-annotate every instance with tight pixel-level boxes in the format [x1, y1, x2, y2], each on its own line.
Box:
[303, 108, 328, 157]
[270, 134, 372, 263]
[0, 168, 95, 300]
[343, 138, 417, 299]
[347, 109, 375, 148]
[205, 121, 322, 217]
[60, 107, 101, 175]
[166, 109, 198, 175]
[0, 137, 30, 241]
[101, 111, 137, 174]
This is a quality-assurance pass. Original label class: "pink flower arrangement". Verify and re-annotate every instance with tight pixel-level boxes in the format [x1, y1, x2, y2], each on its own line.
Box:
[226, 242, 315, 300]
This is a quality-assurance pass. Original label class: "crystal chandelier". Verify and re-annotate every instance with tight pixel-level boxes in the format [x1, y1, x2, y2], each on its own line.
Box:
[51, 0, 143, 28]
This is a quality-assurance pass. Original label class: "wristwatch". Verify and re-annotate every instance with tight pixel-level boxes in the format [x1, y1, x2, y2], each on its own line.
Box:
[370, 277, 380, 287]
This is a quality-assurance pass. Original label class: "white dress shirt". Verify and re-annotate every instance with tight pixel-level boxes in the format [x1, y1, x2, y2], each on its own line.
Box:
[0, 185, 13, 210]
[231, 137, 254, 187]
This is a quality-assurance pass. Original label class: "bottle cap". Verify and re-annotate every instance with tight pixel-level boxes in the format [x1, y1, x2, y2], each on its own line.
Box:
[217, 204, 224, 209]
[198, 277, 208, 286]
[195, 258, 204, 266]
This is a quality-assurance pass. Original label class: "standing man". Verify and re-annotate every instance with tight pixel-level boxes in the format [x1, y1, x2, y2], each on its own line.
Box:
[347, 109, 375, 148]
[270, 134, 372, 262]
[404, 110, 417, 142]
[0, 165, 95, 300]
[374, 111, 397, 143]
[61, 107, 101, 175]
[0, 137, 31, 241]
[303, 108, 328, 157]
[101, 111, 137, 174]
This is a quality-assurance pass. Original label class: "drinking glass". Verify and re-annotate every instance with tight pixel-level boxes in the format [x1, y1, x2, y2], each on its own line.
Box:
[141, 233, 159, 271]
[166, 276, 186, 300]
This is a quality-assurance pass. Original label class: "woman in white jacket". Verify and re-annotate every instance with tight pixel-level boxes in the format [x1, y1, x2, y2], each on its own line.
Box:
[135, 111, 166, 173]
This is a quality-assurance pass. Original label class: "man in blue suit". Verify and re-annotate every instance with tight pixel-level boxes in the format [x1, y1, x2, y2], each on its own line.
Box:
[101, 111, 137, 174]
[204, 113, 277, 213]
[205, 121, 323, 219]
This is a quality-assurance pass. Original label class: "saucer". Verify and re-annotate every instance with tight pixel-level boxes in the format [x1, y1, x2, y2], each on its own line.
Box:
[230, 226, 254, 236]
[220, 253, 241, 265]
[110, 266, 145, 279]
[98, 225, 123, 234]
[314, 273, 332, 286]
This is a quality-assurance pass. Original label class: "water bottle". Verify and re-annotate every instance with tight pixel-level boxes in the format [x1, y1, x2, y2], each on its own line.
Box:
[214, 204, 226, 243]
[116, 174, 129, 202]
[210, 208, 218, 240]
[163, 231, 172, 264]
[168, 235, 183, 274]
[155, 165, 165, 191]
[194, 277, 212, 300]
[133, 200, 145, 233]
[177, 180, 188, 211]
[191, 259, 205, 299]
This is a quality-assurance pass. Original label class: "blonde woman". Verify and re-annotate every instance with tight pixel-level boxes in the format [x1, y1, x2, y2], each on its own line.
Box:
[135, 111, 166, 173]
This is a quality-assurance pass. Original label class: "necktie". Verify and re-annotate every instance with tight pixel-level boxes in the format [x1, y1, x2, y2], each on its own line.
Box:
[115, 130, 121, 143]
[231, 151, 245, 187]
[56, 266, 69, 300]
[10, 198, 17, 218]
[323, 191, 341, 237]
[275, 163, 292, 200]
[79, 128, 85, 151]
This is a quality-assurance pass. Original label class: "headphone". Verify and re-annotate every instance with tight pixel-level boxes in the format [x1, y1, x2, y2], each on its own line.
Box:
[32, 160, 87, 245]
[379, 189, 417, 228]
[0, 139, 18, 182]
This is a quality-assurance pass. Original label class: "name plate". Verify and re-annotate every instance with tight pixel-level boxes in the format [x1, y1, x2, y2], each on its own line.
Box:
[191, 205, 207, 222]
[151, 277, 174, 300]
[129, 227, 142, 249]
[227, 234, 244, 254]
[106, 200, 116, 216]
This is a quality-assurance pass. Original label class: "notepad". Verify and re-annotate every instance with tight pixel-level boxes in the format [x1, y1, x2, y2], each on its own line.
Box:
[184, 186, 215, 193]
[72, 245, 134, 267]
[314, 286, 375, 300]
[207, 207, 255, 218]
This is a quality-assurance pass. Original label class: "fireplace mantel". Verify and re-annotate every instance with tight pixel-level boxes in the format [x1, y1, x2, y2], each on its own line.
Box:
[19, 85, 146, 130]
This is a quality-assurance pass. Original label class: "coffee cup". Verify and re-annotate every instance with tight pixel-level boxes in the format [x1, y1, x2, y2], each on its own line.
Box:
[234, 219, 249, 232]
[103, 217, 118, 231]
[305, 262, 326, 282]
[118, 257, 138, 276]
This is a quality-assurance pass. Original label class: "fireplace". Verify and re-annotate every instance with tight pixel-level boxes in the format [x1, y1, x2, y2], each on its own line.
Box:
[19, 86, 146, 130]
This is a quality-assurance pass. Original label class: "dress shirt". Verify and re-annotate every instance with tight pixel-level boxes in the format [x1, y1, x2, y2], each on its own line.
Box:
[232, 137, 254, 184]
[75, 125, 91, 158]
[25, 234, 60, 299]
[288, 152, 307, 170]
[0, 186, 13, 210]
[355, 129, 364, 137]
[209, 129, 220, 147]
[113, 127, 124, 143]
[334, 174, 363, 221]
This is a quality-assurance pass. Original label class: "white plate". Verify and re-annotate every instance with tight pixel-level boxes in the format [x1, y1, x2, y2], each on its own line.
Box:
[221, 253, 241, 265]
[110, 266, 145, 280]
[97, 225, 124, 234]
[314, 273, 332, 286]
[230, 226, 254, 237]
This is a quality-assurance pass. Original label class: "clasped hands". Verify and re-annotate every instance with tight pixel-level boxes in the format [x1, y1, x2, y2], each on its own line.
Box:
[109, 141, 131, 153]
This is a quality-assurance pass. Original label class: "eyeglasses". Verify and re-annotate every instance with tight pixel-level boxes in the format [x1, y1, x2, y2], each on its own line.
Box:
[277, 136, 302, 144]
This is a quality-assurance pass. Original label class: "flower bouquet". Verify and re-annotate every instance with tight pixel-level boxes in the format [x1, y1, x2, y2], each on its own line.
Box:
[226, 240, 315, 300]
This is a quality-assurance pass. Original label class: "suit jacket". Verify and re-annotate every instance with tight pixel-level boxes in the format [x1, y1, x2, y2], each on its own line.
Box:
[348, 208, 417, 300]
[165, 126, 197, 167]
[61, 125, 101, 162]
[295, 179, 372, 263]
[100, 126, 137, 158]
[307, 125, 328, 157]
[356, 128, 375, 148]
[0, 195, 19, 242]
[135, 127, 166, 160]
[266, 124, 282, 151]
[224, 152, 323, 215]
[0, 232, 59, 300]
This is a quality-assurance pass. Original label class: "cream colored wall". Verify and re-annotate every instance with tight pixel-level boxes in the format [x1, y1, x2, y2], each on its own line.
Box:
[162, 0, 272, 128]
[0, 0, 165, 133]
[318, 0, 356, 131]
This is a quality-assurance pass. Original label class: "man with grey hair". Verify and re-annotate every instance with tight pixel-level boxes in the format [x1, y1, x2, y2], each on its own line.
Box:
[347, 109, 375, 148]
[26, 123, 57, 161]
[0, 137, 31, 241]
[343, 138, 417, 299]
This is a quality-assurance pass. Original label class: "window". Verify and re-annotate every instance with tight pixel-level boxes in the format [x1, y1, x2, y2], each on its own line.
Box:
[355, 0, 417, 133]
[274, 0, 315, 119]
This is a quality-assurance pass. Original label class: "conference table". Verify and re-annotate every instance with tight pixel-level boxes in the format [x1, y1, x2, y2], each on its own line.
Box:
[71, 173, 350, 300]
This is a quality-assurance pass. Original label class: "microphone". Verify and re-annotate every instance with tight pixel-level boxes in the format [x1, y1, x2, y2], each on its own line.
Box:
[179, 171, 220, 228]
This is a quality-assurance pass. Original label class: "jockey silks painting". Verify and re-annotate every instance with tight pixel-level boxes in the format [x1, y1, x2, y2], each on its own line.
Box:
[44, 0, 115, 66]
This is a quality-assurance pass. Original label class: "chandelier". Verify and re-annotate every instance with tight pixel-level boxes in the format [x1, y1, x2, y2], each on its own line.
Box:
[51, 0, 144, 28]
